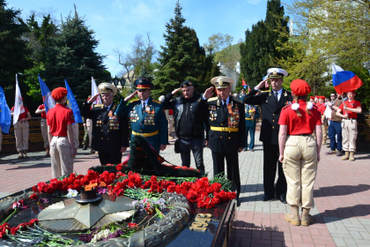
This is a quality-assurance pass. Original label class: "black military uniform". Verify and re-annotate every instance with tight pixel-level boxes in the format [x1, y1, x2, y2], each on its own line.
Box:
[243, 68, 293, 202]
[193, 76, 245, 199]
[81, 83, 129, 165]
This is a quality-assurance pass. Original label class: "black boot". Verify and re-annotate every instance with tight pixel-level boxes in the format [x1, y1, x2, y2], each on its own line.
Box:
[82, 145, 88, 150]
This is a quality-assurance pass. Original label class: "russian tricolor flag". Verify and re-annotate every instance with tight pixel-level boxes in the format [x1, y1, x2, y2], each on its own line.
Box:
[332, 63, 363, 94]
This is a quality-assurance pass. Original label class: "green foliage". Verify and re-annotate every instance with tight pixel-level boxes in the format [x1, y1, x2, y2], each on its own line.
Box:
[0, 0, 32, 106]
[240, 0, 290, 88]
[42, 6, 109, 106]
[203, 33, 234, 54]
[153, 1, 218, 98]
[279, 0, 370, 101]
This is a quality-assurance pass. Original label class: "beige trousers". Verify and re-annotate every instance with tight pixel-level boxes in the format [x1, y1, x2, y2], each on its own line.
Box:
[86, 118, 93, 147]
[40, 119, 49, 148]
[14, 121, 29, 152]
[283, 135, 318, 208]
[50, 136, 73, 178]
[321, 115, 328, 143]
[342, 119, 357, 152]
[72, 123, 79, 149]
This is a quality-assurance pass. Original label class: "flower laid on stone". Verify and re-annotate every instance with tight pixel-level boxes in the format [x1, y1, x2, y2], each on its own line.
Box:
[66, 189, 78, 198]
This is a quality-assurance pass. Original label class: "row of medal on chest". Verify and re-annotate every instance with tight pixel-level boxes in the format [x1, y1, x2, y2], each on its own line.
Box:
[129, 108, 156, 125]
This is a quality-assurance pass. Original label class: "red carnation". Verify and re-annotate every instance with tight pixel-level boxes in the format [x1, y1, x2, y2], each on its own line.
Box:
[128, 222, 138, 228]
[116, 164, 123, 171]
[30, 193, 38, 200]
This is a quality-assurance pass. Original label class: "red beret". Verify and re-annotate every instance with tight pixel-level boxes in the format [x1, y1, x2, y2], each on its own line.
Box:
[51, 87, 68, 101]
[309, 96, 314, 99]
[347, 90, 356, 93]
[290, 79, 311, 96]
[319, 96, 325, 100]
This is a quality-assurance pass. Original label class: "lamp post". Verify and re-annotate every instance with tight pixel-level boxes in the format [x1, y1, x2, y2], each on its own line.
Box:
[111, 77, 126, 91]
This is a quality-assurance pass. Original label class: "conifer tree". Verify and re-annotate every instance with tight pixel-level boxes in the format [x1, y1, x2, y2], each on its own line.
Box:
[43, 6, 109, 105]
[240, 0, 289, 87]
[0, 0, 31, 102]
[153, 1, 217, 97]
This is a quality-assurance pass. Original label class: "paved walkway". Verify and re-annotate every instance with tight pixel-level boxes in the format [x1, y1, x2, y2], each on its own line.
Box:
[1, 134, 370, 247]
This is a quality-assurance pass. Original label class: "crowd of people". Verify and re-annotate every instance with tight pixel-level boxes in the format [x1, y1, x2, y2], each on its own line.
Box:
[0, 67, 363, 227]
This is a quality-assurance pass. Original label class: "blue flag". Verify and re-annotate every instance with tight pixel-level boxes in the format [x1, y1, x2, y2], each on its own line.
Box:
[65, 79, 82, 124]
[0, 86, 12, 134]
[38, 75, 55, 113]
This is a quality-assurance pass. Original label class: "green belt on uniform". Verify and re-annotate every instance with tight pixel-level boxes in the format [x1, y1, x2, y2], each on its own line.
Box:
[132, 130, 159, 137]
[210, 126, 239, 132]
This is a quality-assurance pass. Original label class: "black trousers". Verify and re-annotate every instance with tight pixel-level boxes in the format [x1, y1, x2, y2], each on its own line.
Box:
[98, 152, 122, 166]
[179, 138, 205, 172]
[263, 143, 286, 197]
[211, 150, 241, 199]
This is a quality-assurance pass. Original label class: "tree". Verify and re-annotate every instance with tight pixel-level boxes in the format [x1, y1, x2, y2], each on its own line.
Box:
[23, 14, 58, 103]
[0, 0, 32, 105]
[153, 1, 216, 98]
[42, 5, 108, 105]
[240, 0, 289, 87]
[203, 33, 233, 54]
[117, 33, 156, 83]
[277, 0, 370, 108]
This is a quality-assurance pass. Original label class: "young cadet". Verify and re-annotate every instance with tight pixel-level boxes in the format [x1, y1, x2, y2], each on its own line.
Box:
[278, 79, 322, 226]
[336, 90, 362, 161]
[47, 87, 76, 178]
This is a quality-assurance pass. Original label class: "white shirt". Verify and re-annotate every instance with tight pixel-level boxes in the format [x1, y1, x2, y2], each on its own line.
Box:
[272, 88, 283, 101]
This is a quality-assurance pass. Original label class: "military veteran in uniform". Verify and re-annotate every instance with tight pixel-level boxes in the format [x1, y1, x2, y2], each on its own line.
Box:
[193, 76, 245, 201]
[81, 83, 129, 166]
[244, 68, 293, 204]
[115, 78, 168, 153]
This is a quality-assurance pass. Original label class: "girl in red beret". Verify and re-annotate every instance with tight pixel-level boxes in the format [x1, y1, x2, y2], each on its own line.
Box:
[278, 79, 322, 226]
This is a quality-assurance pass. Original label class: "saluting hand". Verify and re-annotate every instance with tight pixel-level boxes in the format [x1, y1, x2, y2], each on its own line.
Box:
[256, 78, 269, 90]
[88, 94, 100, 104]
[172, 88, 181, 95]
[124, 91, 138, 101]
[203, 87, 214, 99]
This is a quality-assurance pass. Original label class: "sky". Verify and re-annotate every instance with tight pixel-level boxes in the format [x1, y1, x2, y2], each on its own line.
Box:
[7, 0, 292, 76]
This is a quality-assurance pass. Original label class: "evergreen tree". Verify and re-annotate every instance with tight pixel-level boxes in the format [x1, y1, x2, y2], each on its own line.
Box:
[240, 0, 289, 87]
[153, 1, 214, 98]
[0, 0, 32, 104]
[43, 6, 109, 105]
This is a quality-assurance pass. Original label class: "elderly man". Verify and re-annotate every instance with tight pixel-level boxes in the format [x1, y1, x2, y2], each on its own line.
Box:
[244, 68, 293, 203]
[116, 78, 168, 153]
[81, 83, 129, 166]
[47, 87, 76, 178]
[193, 76, 245, 201]
[163, 81, 208, 172]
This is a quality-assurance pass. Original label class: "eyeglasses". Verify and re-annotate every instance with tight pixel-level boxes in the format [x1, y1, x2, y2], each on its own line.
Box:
[330, 95, 335, 97]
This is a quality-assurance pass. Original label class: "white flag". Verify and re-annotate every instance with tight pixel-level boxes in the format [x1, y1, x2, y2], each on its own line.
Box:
[91, 77, 102, 105]
[13, 74, 25, 124]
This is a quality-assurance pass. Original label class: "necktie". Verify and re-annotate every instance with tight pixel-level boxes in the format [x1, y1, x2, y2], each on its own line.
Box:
[274, 92, 279, 102]
[142, 103, 146, 113]
[222, 100, 227, 114]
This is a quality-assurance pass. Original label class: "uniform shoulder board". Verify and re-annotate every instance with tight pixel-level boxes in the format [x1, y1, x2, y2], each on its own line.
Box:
[130, 99, 139, 103]
[93, 104, 104, 109]
[152, 99, 162, 104]
[233, 97, 243, 104]
[259, 90, 270, 93]
[207, 97, 218, 102]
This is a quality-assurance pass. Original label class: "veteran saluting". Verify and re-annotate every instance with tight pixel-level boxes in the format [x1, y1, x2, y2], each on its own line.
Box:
[81, 83, 129, 166]
[243, 68, 293, 204]
[115, 78, 168, 153]
[193, 76, 245, 201]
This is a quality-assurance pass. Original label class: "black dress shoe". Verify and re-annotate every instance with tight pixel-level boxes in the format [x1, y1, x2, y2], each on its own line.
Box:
[82, 146, 88, 150]
[279, 194, 287, 204]
[262, 195, 273, 201]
